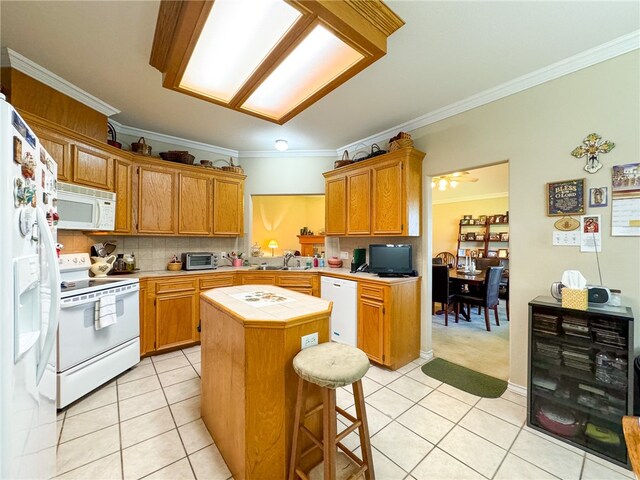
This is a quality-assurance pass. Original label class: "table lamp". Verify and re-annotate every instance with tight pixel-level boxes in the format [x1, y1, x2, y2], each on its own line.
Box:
[268, 240, 279, 256]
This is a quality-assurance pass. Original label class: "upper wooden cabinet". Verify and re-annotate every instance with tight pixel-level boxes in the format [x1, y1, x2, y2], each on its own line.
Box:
[325, 177, 346, 235]
[347, 169, 371, 235]
[179, 172, 212, 235]
[213, 176, 244, 235]
[33, 124, 72, 182]
[137, 165, 177, 234]
[114, 156, 133, 233]
[323, 147, 424, 237]
[72, 143, 113, 191]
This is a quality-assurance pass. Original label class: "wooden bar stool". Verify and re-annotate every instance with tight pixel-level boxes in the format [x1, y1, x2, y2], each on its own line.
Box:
[289, 343, 375, 480]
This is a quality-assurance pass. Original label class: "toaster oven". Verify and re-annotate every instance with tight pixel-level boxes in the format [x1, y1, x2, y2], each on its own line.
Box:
[181, 252, 217, 270]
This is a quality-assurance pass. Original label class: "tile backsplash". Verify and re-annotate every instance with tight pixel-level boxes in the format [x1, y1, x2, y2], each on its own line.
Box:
[57, 231, 239, 271]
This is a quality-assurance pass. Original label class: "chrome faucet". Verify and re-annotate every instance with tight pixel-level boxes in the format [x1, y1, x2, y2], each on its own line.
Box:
[284, 252, 295, 266]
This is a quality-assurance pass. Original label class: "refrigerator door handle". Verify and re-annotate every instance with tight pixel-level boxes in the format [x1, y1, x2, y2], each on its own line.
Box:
[35, 207, 61, 384]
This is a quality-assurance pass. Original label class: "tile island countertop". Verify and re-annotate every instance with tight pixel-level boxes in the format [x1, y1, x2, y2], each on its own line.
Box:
[200, 284, 332, 325]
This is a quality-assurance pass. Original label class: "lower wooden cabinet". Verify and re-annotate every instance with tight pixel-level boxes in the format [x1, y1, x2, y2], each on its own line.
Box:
[140, 271, 419, 368]
[357, 279, 421, 369]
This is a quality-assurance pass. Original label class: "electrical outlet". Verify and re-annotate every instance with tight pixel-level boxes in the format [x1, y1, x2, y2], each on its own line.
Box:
[340, 251, 349, 259]
[220, 251, 226, 259]
[301, 332, 318, 349]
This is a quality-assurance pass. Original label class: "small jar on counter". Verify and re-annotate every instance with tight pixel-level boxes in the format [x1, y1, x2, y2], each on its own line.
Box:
[313, 255, 319, 268]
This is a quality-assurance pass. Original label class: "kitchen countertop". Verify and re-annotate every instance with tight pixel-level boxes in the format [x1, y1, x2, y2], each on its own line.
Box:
[114, 265, 420, 284]
[201, 284, 332, 325]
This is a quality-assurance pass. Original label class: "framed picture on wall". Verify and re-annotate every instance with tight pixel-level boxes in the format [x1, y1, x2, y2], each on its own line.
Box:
[500, 232, 509, 241]
[589, 187, 608, 207]
[466, 232, 476, 241]
[547, 178, 586, 216]
[457, 248, 466, 257]
[477, 250, 485, 258]
[460, 234, 467, 241]
[475, 233, 485, 241]
[478, 215, 487, 224]
[487, 250, 498, 258]
[498, 249, 509, 258]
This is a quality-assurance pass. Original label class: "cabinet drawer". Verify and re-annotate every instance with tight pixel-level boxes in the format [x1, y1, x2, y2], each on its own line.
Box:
[359, 283, 386, 301]
[155, 279, 197, 294]
[277, 274, 314, 288]
[284, 286, 314, 296]
[199, 274, 236, 290]
[240, 274, 277, 285]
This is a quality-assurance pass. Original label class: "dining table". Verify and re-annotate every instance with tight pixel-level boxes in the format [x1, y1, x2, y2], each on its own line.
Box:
[448, 269, 487, 320]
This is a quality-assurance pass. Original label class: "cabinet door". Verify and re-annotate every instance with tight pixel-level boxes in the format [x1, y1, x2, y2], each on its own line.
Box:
[35, 126, 72, 182]
[325, 176, 347, 235]
[213, 177, 243, 235]
[347, 170, 371, 235]
[137, 166, 176, 234]
[156, 292, 197, 350]
[372, 159, 404, 235]
[72, 144, 113, 190]
[114, 156, 132, 233]
[357, 297, 385, 364]
[179, 173, 212, 235]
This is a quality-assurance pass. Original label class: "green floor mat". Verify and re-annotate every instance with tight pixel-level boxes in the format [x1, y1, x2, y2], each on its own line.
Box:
[421, 358, 507, 398]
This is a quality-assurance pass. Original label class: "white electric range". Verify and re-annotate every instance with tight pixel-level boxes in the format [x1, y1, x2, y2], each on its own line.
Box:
[57, 253, 140, 408]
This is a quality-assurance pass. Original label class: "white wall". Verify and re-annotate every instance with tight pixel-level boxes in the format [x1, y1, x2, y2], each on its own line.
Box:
[413, 51, 640, 387]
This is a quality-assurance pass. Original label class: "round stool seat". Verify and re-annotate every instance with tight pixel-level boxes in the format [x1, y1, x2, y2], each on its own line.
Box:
[293, 343, 370, 389]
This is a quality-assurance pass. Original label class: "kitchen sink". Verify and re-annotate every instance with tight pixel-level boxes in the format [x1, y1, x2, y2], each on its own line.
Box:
[253, 265, 284, 270]
[281, 266, 311, 271]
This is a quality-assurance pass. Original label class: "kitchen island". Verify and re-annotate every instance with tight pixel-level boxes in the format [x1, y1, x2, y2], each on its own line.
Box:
[200, 285, 332, 479]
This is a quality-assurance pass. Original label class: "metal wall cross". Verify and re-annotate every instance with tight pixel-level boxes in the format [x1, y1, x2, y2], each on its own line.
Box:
[571, 133, 615, 174]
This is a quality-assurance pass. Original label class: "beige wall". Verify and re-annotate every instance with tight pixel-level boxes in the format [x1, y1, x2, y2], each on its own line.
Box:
[432, 196, 509, 257]
[251, 195, 325, 253]
[414, 51, 640, 387]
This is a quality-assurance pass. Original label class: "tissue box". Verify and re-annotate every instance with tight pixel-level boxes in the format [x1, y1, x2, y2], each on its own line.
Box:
[562, 288, 588, 310]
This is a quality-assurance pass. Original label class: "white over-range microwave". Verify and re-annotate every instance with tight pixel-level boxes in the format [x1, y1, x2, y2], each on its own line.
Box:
[56, 182, 116, 231]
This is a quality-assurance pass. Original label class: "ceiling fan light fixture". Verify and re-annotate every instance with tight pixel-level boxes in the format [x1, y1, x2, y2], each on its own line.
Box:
[274, 139, 288, 151]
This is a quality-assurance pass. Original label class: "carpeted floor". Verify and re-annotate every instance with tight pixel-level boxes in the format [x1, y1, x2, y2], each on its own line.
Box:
[431, 303, 509, 380]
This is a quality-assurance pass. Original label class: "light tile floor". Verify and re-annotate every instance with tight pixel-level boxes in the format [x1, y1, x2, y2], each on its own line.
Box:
[55, 347, 633, 480]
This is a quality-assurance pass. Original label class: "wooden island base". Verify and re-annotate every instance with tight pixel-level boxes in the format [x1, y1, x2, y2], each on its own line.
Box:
[200, 285, 332, 479]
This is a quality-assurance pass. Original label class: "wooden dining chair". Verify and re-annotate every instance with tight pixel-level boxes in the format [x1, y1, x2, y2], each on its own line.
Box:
[454, 266, 503, 331]
[471, 258, 501, 312]
[435, 251, 456, 268]
[432, 265, 456, 326]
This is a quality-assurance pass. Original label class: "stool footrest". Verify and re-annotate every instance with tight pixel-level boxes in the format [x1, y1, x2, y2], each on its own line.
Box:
[336, 406, 357, 424]
[335, 421, 361, 443]
[337, 441, 365, 467]
[300, 425, 323, 449]
[304, 403, 324, 419]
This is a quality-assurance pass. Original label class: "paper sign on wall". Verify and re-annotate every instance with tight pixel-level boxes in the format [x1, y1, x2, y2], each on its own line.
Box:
[553, 231, 580, 246]
[580, 214, 601, 252]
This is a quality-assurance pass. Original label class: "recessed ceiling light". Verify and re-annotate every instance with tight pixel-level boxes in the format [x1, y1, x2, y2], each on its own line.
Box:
[274, 139, 288, 151]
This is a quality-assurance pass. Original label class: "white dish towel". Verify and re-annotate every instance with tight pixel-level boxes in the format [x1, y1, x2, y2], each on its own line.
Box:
[94, 294, 117, 330]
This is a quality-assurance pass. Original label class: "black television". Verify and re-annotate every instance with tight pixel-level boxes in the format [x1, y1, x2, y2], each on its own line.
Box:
[368, 244, 413, 276]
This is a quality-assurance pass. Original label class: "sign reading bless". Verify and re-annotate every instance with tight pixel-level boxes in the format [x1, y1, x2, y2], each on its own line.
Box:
[547, 178, 585, 216]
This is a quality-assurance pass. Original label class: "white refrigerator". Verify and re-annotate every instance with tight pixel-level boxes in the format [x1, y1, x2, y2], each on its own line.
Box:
[0, 96, 60, 479]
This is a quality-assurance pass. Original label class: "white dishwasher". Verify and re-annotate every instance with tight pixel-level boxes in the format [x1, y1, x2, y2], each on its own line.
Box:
[320, 276, 357, 346]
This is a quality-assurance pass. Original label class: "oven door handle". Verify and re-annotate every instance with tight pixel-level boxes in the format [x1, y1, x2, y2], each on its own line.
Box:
[36, 207, 61, 384]
[61, 285, 139, 309]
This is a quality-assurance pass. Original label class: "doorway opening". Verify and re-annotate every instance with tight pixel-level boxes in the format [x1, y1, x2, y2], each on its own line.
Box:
[430, 162, 510, 380]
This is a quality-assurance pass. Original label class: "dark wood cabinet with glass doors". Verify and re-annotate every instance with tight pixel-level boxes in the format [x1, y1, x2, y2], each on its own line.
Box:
[528, 296, 634, 469]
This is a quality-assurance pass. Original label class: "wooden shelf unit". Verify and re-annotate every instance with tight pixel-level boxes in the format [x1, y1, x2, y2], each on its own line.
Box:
[456, 219, 509, 267]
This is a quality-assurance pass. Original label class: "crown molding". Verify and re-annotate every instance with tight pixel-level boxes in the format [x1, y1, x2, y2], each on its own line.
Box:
[1, 48, 120, 117]
[337, 30, 640, 154]
[238, 149, 337, 159]
[432, 191, 509, 205]
[109, 119, 239, 158]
